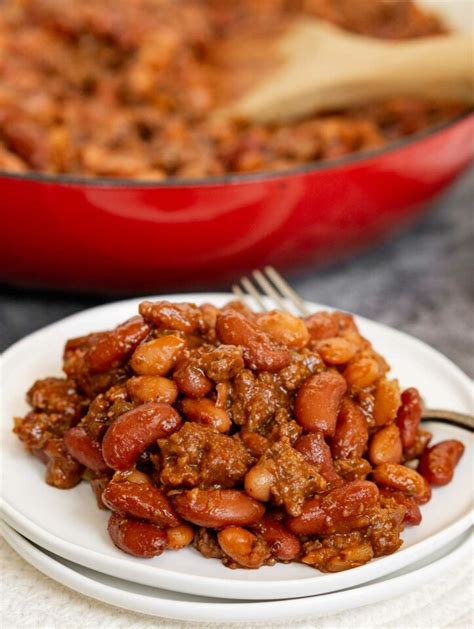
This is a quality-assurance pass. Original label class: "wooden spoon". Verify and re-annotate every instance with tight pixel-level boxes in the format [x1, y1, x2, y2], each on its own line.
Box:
[221, 19, 474, 123]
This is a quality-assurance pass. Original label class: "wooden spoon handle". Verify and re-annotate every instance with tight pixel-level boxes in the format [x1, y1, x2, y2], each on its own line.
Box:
[230, 20, 474, 123]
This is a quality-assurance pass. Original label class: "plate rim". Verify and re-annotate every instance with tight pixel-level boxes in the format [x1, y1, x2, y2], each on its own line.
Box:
[1, 520, 472, 623]
[1, 292, 473, 601]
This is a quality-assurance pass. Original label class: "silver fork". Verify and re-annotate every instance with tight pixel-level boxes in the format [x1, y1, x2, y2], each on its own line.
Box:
[233, 266, 474, 433]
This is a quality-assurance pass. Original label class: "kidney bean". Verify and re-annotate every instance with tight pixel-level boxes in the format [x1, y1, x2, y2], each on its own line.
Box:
[331, 397, 368, 459]
[130, 335, 186, 376]
[102, 475, 181, 527]
[305, 312, 339, 340]
[173, 361, 213, 398]
[379, 488, 422, 525]
[343, 357, 380, 389]
[102, 402, 182, 470]
[368, 424, 402, 466]
[166, 524, 195, 550]
[316, 338, 358, 366]
[373, 379, 401, 426]
[417, 440, 465, 486]
[172, 489, 265, 528]
[294, 432, 341, 485]
[108, 512, 167, 558]
[216, 310, 291, 372]
[181, 398, 231, 433]
[63, 425, 110, 473]
[396, 388, 423, 450]
[372, 463, 428, 502]
[256, 311, 309, 349]
[217, 526, 270, 568]
[295, 371, 347, 436]
[126, 375, 178, 404]
[244, 464, 275, 502]
[287, 480, 379, 535]
[86, 316, 151, 374]
[253, 515, 301, 561]
[139, 301, 203, 333]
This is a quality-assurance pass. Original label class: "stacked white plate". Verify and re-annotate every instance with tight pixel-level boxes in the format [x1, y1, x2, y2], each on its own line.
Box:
[1, 294, 473, 623]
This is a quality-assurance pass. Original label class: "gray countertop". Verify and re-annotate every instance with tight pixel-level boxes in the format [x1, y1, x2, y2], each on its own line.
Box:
[1, 168, 472, 376]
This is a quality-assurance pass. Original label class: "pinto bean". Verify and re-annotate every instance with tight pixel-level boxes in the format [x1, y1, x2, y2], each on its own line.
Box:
[302, 539, 374, 572]
[343, 357, 380, 388]
[130, 335, 186, 376]
[108, 512, 167, 558]
[256, 311, 310, 349]
[173, 361, 213, 398]
[372, 463, 429, 502]
[287, 480, 379, 535]
[166, 524, 195, 550]
[139, 301, 203, 333]
[126, 376, 178, 404]
[368, 424, 402, 465]
[102, 402, 182, 470]
[181, 398, 231, 433]
[294, 433, 341, 484]
[414, 477, 432, 505]
[63, 425, 110, 473]
[331, 397, 368, 459]
[373, 379, 401, 426]
[172, 489, 265, 528]
[253, 515, 301, 561]
[305, 312, 339, 340]
[244, 465, 275, 502]
[295, 371, 347, 436]
[86, 316, 151, 373]
[217, 526, 270, 568]
[316, 338, 358, 366]
[417, 440, 465, 486]
[396, 388, 423, 450]
[216, 310, 291, 372]
[102, 475, 181, 527]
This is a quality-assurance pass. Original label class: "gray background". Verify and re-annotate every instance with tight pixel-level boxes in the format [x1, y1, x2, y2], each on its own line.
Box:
[1, 169, 472, 376]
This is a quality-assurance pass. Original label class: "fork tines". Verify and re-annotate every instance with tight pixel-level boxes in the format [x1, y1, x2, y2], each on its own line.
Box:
[232, 266, 310, 316]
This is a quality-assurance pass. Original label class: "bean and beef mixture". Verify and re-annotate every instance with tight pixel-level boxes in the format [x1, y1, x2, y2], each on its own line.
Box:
[0, 0, 467, 179]
[14, 300, 465, 570]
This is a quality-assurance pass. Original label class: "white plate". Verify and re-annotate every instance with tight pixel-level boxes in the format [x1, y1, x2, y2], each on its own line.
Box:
[1, 293, 473, 601]
[1, 521, 472, 623]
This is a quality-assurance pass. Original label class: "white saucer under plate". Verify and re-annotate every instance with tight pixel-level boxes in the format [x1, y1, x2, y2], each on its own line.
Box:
[1, 293, 473, 601]
[1, 522, 472, 624]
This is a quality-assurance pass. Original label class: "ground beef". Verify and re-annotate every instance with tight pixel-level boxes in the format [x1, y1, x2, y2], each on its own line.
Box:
[199, 345, 245, 382]
[159, 423, 254, 488]
[14, 378, 87, 451]
[257, 440, 327, 517]
[334, 457, 372, 481]
[193, 528, 225, 560]
[26, 377, 87, 420]
[230, 370, 290, 433]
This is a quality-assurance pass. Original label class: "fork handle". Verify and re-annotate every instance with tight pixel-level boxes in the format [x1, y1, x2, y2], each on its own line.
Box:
[422, 409, 474, 433]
